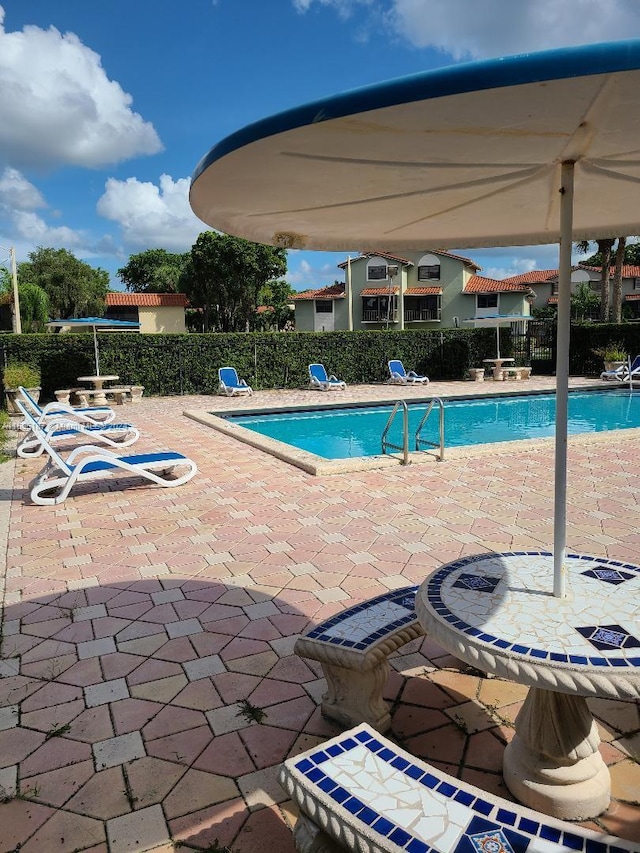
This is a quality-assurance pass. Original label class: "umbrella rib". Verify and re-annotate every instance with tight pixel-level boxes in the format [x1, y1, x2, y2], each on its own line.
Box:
[581, 160, 640, 185]
[383, 164, 549, 238]
[247, 164, 543, 218]
[282, 150, 542, 170]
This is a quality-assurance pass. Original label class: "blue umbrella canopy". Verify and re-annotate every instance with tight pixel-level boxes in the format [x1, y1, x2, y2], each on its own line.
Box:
[47, 317, 140, 376]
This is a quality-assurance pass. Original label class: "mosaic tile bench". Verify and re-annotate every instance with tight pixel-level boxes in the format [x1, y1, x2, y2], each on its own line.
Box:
[280, 723, 637, 853]
[295, 587, 425, 732]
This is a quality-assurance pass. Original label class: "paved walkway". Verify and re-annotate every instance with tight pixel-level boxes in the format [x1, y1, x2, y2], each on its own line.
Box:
[1, 378, 639, 852]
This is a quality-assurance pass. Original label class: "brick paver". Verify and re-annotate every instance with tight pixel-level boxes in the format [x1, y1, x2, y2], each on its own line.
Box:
[1, 378, 639, 850]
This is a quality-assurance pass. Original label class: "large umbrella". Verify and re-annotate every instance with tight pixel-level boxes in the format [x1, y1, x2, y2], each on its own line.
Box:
[47, 317, 141, 376]
[190, 40, 640, 598]
[462, 313, 532, 361]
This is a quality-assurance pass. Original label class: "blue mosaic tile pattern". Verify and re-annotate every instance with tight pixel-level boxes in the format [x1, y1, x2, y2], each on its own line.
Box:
[423, 553, 640, 669]
[292, 726, 631, 852]
[304, 585, 418, 651]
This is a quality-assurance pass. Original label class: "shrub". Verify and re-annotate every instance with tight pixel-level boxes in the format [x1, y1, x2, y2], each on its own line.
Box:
[3, 362, 41, 390]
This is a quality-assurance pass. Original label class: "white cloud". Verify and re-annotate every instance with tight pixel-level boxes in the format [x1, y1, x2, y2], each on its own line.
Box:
[0, 5, 162, 170]
[293, 0, 374, 17]
[0, 167, 45, 211]
[97, 174, 206, 252]
[288, 256, 340, 289]
[295, 0, 640, 58]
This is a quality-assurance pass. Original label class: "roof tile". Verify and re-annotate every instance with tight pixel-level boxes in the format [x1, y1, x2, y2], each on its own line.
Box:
[106, 292, 188, 307]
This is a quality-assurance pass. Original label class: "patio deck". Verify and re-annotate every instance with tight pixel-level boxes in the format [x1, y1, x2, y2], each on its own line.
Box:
[1, 377, 639, 852]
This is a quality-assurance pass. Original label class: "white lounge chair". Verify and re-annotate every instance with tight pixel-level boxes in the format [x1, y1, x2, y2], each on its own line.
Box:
[19, 386, 116, 424]
[16, 400, 197, 506]
[308, 363, 346, 391]
[388, 359, 429, 385]
[218, 367, 253, 396]
[600, 355, 640, 382]
[18, 414, 140, 459]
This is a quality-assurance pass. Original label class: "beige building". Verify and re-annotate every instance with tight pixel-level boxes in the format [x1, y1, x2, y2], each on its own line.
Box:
[105, 292, 187, 333]
[291, 250, 533, 332]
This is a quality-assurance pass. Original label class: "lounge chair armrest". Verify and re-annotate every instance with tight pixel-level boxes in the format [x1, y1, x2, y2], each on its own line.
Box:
[66, 444, 120, 463]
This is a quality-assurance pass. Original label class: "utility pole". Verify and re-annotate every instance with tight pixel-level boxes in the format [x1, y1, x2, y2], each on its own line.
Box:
[0, 245, 21, 334]
[10, 247, 21, 334]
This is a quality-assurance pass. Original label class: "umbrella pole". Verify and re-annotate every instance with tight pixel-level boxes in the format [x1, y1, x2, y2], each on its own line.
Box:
[496, 325, 500, 361]
[553, 161, 574, 598]
[93, 327, 100, 376]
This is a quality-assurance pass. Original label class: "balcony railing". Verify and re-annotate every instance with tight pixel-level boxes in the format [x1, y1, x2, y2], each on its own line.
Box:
[362, 310, 398, 322]
[404, 308, 441, 322]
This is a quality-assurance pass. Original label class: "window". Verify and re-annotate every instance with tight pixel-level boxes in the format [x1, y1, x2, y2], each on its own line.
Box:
[362, 295, 396, 322]
[477, 294, 498, 309]
[315, 300, 333, 313]
[551, 281, 559, 294]
[367, 265, 387, 280]
[634, 278, 640, 291]
[418, 264, 440, 280]
[404, 295, 441, 322]
[105, 306, 139, 323]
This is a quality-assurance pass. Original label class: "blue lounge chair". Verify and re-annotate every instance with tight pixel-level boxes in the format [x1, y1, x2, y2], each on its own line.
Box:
[218, 367, 253, 397]
[600, 355, 640, 382]
[388, 359, 429, 385]
[19, 386, 116, 424]
[16, 400, 197, 506]
[308, 363, 346, 391]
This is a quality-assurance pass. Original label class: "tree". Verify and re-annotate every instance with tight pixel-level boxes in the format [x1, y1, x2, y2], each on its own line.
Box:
[584, 238, 640, 266]
[256, 279, 296, 330]
[117, 249, 189, 293]
[576, 238, 614, 322]
[18, 247, 109, 318]
[611, 236, 627, 323]
[184, 232, 287, 332]
[570, 281, 599, 323]
[0, 268, 50, 332]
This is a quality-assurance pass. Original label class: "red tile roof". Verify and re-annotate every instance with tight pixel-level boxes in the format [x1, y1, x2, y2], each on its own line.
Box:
[548, 296, 559, 304]
[106, 292, 188, 307]
[625, 293, 640, 301]
[405, 287, 442, 295]
[463, 275, 531, 293]
[579, 264, 640, 278]
[503, 265, 640, 287]
[337, 251, 412, 269]
[337, 249, 480, 270]
[361, 286, 400, 296]
[499, 270, 559, 285]
[291, 283, 346, 301]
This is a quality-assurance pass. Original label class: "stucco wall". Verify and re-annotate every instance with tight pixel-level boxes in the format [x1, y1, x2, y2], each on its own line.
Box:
[138, 306, 185, 333]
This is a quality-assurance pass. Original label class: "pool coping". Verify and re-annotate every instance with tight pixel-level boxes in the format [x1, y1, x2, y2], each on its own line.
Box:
[184, 383, 639, 476]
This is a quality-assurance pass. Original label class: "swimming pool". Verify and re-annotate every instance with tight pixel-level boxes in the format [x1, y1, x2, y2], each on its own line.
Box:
[225, 389, 640, 460]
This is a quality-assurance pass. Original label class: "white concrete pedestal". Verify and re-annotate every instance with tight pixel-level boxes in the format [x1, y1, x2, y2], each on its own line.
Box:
[503, 687, 610, 820]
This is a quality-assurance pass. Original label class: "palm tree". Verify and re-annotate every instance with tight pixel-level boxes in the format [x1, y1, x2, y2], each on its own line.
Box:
[576, 238, 614, 321]
[611, 236, 627, 323]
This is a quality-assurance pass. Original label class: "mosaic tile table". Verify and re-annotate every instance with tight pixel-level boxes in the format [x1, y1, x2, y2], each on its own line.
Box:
[414, 552, 640, 822]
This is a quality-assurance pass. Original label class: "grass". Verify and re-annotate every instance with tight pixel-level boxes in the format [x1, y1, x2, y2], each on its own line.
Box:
[0, 409, 11, 462]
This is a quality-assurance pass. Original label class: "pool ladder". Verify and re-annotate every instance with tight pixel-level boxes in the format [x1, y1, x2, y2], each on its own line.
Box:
[381, 398, 445, 464]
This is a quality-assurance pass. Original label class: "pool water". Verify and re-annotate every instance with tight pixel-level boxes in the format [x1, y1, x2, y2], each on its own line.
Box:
[226, 390, 640, 460]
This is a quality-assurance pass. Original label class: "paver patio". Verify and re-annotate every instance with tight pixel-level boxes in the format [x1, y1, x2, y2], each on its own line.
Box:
[1, 377, 639, 852]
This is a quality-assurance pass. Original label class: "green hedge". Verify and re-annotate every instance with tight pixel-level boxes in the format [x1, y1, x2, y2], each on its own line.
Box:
[0, 328, 502, 401]
[5, 323, 639, 405]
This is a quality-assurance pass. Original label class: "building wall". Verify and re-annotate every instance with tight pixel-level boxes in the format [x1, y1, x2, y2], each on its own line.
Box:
[293, 301, 315, 332]
[138, 306, 186, 333]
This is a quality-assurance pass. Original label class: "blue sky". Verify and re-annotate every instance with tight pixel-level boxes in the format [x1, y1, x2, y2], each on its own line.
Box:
[1, 0, 639, 292]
